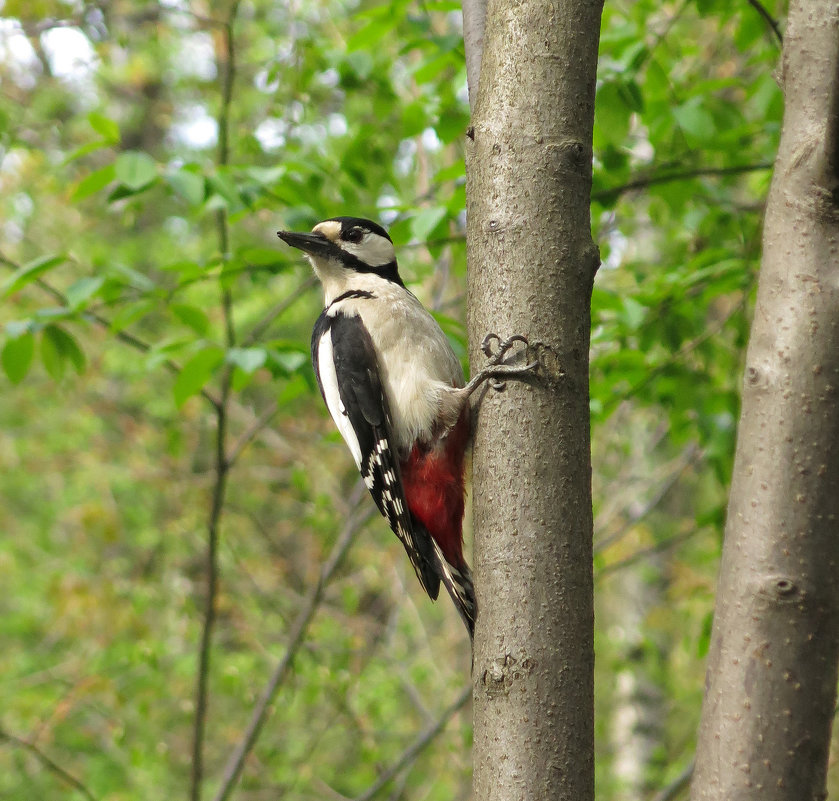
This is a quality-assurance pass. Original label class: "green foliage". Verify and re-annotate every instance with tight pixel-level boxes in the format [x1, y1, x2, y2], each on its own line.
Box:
[0, 0, 819, 799]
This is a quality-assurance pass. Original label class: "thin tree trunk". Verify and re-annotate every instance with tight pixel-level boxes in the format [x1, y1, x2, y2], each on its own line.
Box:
[610, 559, 666, 800]
[691, 3, 839, 799]
[464, 0, 603, 798]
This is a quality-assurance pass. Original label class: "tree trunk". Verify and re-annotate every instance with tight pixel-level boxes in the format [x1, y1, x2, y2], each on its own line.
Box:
[691, 3, 839, 799]
[464, 0, 603, 798]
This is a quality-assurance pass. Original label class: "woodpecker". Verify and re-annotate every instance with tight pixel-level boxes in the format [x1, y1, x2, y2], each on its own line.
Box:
[278, 216, 536, 640]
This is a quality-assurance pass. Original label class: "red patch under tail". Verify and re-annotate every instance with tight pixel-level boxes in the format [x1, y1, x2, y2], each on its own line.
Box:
[399, 409, 470, 569]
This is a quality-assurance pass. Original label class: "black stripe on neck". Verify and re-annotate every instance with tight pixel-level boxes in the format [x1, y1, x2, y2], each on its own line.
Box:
[332, 249, 404, 287]
[328, 289, 376, 310]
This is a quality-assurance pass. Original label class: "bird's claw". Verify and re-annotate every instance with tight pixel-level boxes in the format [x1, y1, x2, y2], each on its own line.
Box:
[479, 333, 542, 391]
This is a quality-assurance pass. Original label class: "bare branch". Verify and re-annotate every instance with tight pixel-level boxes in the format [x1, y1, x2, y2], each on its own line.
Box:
[212, 483, 372, 801]
[226, 402, 279, 468]
[241, 275, 318, 347]
[352, 683, 472, 801]
[595, 529, 696, 581]
[650, 760, 694, 801]
[189, 4, 240, 800]
[745, 0, 783, 45]
[0, 726, 98, 801]
[594, 445, 700, 554]
[592, 162, 773, 205]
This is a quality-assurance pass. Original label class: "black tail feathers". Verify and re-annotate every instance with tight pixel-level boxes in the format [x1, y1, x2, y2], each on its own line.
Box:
[431, 540, 476, 641]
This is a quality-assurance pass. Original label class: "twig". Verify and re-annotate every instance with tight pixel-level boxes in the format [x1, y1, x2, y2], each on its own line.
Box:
[596, 528, 696, 580]
[649, 759, 695, 801]
[594, 445, 700, 554]
[226, 401, 279, 468]
[189, 4, 240, 800]
[745, 0, 783, 45]
[0, 726, 98, 801]
[212, 483, 372, 801]
[593, 162, 773, 204]
[241, 275, 318, 347]
[599, 290, 752, 419]
[351, 683, 472, 801]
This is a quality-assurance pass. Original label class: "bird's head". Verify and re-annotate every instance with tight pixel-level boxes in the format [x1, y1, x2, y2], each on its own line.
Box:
[278, 217, 402, 298]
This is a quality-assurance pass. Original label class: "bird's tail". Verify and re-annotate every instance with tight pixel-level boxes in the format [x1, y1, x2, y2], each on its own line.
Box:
[431, 540, 476, 641]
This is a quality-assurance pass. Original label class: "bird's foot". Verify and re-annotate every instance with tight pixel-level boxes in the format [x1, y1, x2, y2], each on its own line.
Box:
[462, 333, 543, 398]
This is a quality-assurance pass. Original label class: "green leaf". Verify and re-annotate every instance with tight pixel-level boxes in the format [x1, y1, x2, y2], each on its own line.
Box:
[41, 325, 86, 378]
[173, 347, 224, 407]
[620, 297, 647, 331]
[207, 172, 241, 209]
[2, 255, 66, 297]
[2, 331, 35, 384]
[88, 111, 120, 143]
[108, 182, 154, 202]
[171, 304, 210, 336]
[72, 163, 117, 200]
[595, 80, 633, 147]
[115, 151, 158, 190]
[244, 166, 285, 185]
[109, 299, 155, 333]
[40, 328, 62, 379]
[63, 140, 112, 165]
[65, 276, 106, 309]
[267, 348, 307, 375]
[226, 347, 267, 374]
[673, 99, 716, 142]
[410, 207, 447, 243]
[231, 365, 254, 392]
[166, 168, 206, 206]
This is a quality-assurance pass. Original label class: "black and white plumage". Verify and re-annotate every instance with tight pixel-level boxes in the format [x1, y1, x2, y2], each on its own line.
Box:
[278, 216, 477, 637]
[311, 307, 440, 598]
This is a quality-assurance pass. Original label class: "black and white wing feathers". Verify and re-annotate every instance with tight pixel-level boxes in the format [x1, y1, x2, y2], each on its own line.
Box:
[312, 310, 441, 600]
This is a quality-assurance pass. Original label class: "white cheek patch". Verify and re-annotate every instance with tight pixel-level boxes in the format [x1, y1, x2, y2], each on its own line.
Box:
[343, 233, 395, 267]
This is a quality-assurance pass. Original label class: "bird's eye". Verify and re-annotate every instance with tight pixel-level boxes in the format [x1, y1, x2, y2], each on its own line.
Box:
[344, 228, 364, 243]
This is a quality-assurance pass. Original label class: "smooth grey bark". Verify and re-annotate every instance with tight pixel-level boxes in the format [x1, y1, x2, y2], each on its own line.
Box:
[464, 0, 603, 798]
[461, 0, 486, 109]
[691, 3, 839, 800]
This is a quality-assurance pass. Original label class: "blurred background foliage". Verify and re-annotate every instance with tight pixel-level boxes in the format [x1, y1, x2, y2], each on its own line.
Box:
[1, 0, 825, 800]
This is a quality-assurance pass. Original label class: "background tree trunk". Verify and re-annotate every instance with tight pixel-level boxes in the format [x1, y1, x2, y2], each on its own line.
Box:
[691, 2, 839, 799]
[464, 0, 603, 798]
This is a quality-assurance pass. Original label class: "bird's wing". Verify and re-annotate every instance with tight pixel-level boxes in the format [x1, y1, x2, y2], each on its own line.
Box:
[312, 310, 441, 600]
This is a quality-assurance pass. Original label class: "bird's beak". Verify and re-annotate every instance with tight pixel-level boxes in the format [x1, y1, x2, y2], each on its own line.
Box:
[277, 230, 333, 257]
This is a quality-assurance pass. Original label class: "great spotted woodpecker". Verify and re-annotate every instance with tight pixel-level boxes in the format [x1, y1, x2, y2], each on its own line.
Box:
[278, 217, 535, 640]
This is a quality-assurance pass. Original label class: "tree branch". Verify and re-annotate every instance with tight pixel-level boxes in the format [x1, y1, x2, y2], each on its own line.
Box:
[0, 726, 98, 801]
[592, 162, 773, 204]
[0, 254, 224, 411]
[189, 4, 240, 800]
[745, 0, 783, 46]
[595, 529, 696, 581]
[650, 759, 694, 801]
[241, 275, 317, 347]
[211, 484, 372, 801]
[593, 445, 700, 555]
[351, 683, 472, 801]
[226, 401, 279, 468]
